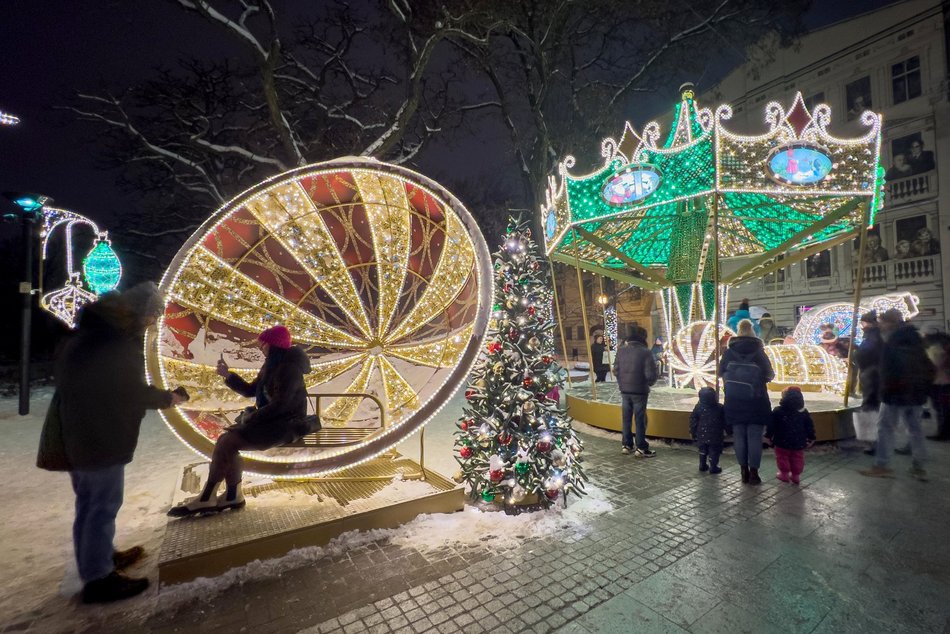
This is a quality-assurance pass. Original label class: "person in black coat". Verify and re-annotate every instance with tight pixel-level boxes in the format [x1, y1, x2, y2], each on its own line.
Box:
[47, 283, 186, 604]
[612, 326, 658, 456]
[855, 311, 882, 410]
[169, 324, 312, 516]
[689, 387, 727, 474]
[720, 319, 775, 484]
[765, 387, 815, 484]
[591, 334, 608, 382]
[862, 310, 935, 480]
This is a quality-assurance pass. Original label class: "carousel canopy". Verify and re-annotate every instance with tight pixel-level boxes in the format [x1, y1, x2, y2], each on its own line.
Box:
[541, 86, 884, 289]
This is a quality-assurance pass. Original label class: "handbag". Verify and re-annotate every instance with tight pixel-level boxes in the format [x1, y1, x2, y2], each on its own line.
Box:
[36, 391, 71, 472]
[853, 409, 878, 442]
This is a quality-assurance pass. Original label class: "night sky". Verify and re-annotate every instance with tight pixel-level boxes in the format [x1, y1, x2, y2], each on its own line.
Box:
[0, 1, 898, 229]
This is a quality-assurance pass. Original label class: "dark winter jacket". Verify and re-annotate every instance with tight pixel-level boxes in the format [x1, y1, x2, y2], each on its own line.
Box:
[591, 342, 607, 371]
[719, 336, 775, 426]
[613, 340, 657, 395]
[690, 387, 727, 443]
[880, 324, 935, 406]
[855, 326, 882, 409]
[766, 390, 816, 451]
[53, 297, 173, 470]
[224, 346, 312, 446]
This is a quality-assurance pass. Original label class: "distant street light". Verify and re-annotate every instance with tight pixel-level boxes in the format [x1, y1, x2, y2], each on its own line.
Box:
[4, 191, 53, 415]
[0, 111, 21, 126]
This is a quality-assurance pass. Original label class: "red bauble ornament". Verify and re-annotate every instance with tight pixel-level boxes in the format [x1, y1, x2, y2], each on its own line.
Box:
[489, 469, 504, 483]
[541, 355, 552, 364]
[545, 489, 559, 500]
[537, 439, 554, 453]
[530, 261, 540, 271]
[523, 376, 534, 388]
[459, 446, 473, 458]
[503, 283, 512, 292]
[465, 389, 476, 400]
[527, 306, 536, 315]
[498, 432, 512, 445]
[487, 342, 502, 354]
[460, 420, 470, 431]
[508, 329, 519, 342]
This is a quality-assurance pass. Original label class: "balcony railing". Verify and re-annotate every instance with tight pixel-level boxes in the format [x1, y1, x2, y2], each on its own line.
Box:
[885, 171, 935, 205]
[860, 255, 938, 288]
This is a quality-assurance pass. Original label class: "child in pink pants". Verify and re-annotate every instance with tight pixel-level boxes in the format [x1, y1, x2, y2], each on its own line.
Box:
[765, 386, 816, 484]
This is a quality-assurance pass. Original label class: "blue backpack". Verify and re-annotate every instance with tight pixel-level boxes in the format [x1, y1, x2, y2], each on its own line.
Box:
[724, 352, 764, 400]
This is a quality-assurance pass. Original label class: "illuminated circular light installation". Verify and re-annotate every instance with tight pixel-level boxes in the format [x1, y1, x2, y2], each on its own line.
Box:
[602, 165, 661, 205]
[768, 143, 833, 186]
[669, 321, 734, 390]
[82, 238, 122, 294]
[146, 158, 492, 477]
[791, 292, 920, 346]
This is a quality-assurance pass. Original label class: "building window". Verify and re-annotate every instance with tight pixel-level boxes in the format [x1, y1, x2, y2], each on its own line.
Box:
[892, 56, 922, 104]
[803, 92, 824, 110]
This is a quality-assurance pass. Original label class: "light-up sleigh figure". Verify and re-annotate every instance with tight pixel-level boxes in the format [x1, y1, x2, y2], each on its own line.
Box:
[541, 85, 884, 437]
[146, 158, 492, 478]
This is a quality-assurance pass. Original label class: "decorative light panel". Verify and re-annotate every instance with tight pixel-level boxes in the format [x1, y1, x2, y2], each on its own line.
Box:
[146, 158, 493, 478]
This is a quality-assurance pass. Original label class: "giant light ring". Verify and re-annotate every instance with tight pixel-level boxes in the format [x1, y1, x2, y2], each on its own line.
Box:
[145, 158, 493, 478]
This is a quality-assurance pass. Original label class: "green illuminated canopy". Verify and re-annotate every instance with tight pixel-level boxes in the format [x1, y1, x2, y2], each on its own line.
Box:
[541, 89, 885, 287]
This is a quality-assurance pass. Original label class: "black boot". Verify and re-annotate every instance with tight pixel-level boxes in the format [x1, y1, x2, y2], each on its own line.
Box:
[82, 572, 149, 604]
[709, 455, 722, 475]
[741, 466, 750, 483]
[699, 453, 708, 472]
[749, 468, 762, 485]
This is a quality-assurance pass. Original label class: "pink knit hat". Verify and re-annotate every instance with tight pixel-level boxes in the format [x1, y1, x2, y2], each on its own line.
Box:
[258, 325, 292, 350]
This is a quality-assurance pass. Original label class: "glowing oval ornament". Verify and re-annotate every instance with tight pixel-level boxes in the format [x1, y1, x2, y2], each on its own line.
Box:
[146, 158, 492, 477]
[768, 143, 833, 185]
[602, 165, 661, 205]
[544, 209, 557, 240]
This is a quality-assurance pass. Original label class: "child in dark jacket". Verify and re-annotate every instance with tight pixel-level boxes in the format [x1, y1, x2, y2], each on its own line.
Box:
[690, 387, 727, 474]
[766, 386, 816, 484]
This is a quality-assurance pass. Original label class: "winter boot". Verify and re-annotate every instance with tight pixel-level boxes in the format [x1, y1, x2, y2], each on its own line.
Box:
[167, 482, 221, 517]
[699, 453, 709, 472]
[709, 455, 722, 475]
[82, 572, 149, 604]
[740, 466, 750, 483]
[217, 483, 246, 512]
[112, 546, 145, 570]
[748, 468, 762, 485]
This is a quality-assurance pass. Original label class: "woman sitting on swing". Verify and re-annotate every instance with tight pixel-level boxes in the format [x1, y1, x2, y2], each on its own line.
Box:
[168, 325, 312, 517]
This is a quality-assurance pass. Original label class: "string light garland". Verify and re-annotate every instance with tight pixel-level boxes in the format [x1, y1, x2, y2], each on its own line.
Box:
[145, 158, 493, 478]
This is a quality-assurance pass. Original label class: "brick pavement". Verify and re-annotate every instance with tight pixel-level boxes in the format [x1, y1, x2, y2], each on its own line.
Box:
[95, 432, 950, 633]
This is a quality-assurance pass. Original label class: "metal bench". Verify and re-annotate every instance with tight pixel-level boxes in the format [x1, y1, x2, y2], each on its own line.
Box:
[283, 392, 387, 448]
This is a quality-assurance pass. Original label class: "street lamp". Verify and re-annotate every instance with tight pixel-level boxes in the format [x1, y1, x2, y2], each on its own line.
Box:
[4, 191, 52, 415]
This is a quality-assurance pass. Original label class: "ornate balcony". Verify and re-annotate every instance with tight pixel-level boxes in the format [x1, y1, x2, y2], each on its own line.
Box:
[885, 171, 935, 205]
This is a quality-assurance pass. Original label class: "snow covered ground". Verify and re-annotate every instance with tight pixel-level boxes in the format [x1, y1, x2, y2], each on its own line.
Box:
[0, 387, 614, 632]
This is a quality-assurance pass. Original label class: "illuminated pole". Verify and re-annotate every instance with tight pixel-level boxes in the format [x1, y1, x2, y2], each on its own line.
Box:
[548, 260, 574, 388]
[843, 215, 871, 407]
[571, 229, 597, 397]
[4, 192, 52, 415]
[597, 286, 609, 378]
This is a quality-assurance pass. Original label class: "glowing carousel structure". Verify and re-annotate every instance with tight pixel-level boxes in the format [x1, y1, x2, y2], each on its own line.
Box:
[540, 85, 884, 440]
[148, 158, 492, 583]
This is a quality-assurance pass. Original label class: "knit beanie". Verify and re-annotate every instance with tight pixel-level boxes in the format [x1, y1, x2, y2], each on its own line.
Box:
[259, 325, 292, 349]
[738, 298, 750, 311]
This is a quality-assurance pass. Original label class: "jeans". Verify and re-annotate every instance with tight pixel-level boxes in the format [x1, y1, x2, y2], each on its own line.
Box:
[774, 447, 805, 479]
[876, 403, 926, 468]
[70, 464, 125, 583]
[621, 393, 649, 450]
[732, 424, 764, 469]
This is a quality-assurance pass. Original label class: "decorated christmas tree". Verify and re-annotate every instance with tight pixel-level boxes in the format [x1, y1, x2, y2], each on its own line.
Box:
[455, 215, 586, 510]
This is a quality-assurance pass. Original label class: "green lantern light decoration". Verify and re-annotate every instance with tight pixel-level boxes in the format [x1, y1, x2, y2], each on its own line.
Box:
[82, 237, 122, 295]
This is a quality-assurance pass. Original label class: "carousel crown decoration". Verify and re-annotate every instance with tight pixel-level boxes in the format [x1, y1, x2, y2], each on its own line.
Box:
[540, 84, 884, 392]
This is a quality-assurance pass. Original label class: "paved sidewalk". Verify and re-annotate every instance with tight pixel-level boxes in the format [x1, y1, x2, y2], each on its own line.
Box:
[136, 433, 950, 634]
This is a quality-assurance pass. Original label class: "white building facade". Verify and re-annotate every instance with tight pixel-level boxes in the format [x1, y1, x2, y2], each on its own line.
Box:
[702, 0, 950, 334]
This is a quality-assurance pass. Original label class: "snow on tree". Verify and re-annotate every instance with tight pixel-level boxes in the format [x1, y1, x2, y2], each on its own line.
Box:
[454, 215, 585, 510]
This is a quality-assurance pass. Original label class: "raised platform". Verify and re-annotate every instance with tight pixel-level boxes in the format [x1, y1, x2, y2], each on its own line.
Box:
[566, 384, 857, 441]
[158, 454, 463, 585]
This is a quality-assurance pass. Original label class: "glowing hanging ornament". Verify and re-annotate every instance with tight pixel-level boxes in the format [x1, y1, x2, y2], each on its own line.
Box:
[82, 238, 122, 295]
[40, 273, 97, 328]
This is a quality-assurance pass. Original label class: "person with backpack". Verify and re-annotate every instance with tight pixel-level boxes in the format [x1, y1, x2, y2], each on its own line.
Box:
[720, 319, 775, 484]
[861, 309, 935, 481]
